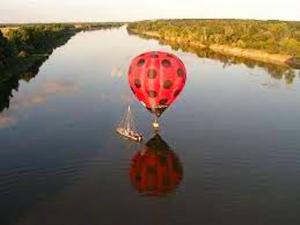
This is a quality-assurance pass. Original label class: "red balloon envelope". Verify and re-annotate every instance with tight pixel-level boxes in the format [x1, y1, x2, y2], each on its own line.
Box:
[128, 51, 186, 118]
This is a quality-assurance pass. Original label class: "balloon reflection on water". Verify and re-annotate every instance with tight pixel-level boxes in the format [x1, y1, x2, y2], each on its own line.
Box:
[130, 134, 183, 196]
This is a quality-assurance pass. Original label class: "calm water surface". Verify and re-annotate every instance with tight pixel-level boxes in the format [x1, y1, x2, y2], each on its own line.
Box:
[0, 27, 300, 225]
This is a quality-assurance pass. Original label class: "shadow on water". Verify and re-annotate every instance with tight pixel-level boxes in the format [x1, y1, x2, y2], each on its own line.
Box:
[130, 134, 183, 196]
[128, 31, 298, 85]
[0, 56, 48, 113]
[0, 27, 76, 114]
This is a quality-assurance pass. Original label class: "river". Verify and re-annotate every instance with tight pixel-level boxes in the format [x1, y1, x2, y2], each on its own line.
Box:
[0, 26, 300, 225]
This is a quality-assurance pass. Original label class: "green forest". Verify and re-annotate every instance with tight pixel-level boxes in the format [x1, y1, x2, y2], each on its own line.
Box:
[0, 24, 76, 70]
[128, 19, 300, 66]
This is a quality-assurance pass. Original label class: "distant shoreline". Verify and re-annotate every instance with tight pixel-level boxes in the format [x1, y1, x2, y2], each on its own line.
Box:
[0, 23, 123, 77]
[128, 29, 300, 69]
[127, 19, 300, 69]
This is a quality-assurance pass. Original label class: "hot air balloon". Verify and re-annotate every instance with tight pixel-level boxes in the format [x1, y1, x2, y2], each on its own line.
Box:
[130, 134, 183, 196]
[128, 51, 186, 131]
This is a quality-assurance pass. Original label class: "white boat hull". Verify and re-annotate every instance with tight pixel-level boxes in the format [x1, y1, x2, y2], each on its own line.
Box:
[116, 128, 143, 142]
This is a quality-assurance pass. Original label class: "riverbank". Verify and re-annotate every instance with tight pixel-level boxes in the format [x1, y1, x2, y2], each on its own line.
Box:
[127, 20, 300, 68]
[0, 23, 123, 76]
[1, 25, 76, 78]
[0, 23, 123, 112]
[128, 29, 299, 68]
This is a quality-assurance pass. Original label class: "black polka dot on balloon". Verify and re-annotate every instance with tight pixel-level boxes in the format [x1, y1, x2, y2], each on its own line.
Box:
[174, 89, 181, 97]
[163, 80, 173, 89]
[134, 78, 141, 88]
[162, 59, 171, 67]
[159, 98, 168, 105]
[147, 69, 157, 79]
[137, 58, 145, 67]
[147, 165, 157, 174]
[147, 90, 157, 98]
[177, 68, 184, 77]
[135, 174, 141, 181]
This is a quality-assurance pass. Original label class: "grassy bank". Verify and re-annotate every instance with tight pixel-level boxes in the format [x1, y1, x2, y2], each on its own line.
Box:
[127, 19, 300, 68]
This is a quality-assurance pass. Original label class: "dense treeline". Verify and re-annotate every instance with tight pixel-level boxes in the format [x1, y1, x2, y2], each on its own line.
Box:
[0, 23, 123, 71]
[128, 19, 300, 64]
[0, 56, 46, 112]
[128, 19, 300, 55]
[75, 22, 124, 31]
[0, 22, 124, 29]
[0, 24, 76, 70]
[7, 24, 75, 54]
[0, 31, 16, 69]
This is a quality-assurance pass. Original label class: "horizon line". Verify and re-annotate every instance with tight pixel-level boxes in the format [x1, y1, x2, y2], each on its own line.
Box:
[1, 17, 300, 25]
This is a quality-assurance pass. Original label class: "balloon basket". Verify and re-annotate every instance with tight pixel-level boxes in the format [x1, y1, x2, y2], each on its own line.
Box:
[152, 118, 160, 133]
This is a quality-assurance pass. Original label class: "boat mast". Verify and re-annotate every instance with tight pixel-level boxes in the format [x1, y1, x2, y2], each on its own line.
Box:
[117, 105, 139, 132]
[118, 106, 128, 129]
[127, 105, 137, 132]
[126, 105, 131, 131]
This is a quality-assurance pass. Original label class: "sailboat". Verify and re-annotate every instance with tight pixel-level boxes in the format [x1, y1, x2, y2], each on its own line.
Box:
[116, 105, 143, 142]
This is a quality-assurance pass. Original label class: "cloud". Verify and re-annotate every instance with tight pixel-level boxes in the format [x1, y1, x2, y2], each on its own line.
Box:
[0, 115, 17, 128]
[10, 80, 79, 110]
[0, 80, 80, 127]
[42, 80, 79, 94]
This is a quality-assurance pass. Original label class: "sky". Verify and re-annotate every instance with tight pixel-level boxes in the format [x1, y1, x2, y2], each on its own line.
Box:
[0, 0, 299, 23]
